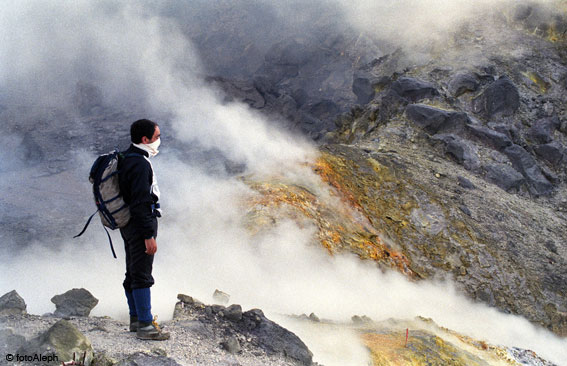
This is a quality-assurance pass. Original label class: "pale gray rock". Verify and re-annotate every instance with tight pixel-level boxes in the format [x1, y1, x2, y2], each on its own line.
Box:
[213, 289, 230, 305]
[221, 336, 241, 354]
[51, 288, 99, 317]
[0, 290, 27, 315]
[17, 319, 93, 365]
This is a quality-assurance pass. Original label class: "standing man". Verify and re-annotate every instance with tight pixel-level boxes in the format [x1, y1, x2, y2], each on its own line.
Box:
[119, 119, 169, 340]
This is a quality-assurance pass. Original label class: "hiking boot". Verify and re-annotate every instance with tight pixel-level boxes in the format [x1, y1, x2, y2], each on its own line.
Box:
[129, 316, 139, 332]
[136, 321, 170, 341]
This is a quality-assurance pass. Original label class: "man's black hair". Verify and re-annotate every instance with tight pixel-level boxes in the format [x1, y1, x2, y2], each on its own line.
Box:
[130, 119, 158, 144]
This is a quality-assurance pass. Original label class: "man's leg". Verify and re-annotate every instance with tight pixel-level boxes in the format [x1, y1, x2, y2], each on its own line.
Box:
[121, 225, 139, 332]
[132, 287, 152, 323]
[123, 225, 168, 340]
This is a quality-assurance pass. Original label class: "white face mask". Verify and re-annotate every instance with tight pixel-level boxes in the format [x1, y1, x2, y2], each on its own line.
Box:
[135, 137, 161, 157]
[145, 137, 161, 157]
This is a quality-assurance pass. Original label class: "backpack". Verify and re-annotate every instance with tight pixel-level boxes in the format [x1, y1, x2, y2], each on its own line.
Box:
[74, 149, 141, 258]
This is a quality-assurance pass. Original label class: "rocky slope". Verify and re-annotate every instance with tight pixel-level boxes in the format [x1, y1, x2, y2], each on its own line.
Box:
[197, 1, 567, 336]
[1, 0, 567, 364]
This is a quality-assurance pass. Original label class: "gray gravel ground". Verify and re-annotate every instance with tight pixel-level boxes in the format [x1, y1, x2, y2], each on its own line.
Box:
[0, 314, 303, 366]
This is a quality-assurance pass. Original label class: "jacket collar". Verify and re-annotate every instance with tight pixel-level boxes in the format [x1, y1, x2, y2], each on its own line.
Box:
[128, 144, 149, 157]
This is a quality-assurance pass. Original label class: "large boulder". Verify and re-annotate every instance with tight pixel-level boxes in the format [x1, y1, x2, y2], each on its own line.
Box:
[405, 104, 468, 134]
[17, 319, 93, 365]
[473, 76, 520, 118]
[51, 288, 99, 317]
[534, 142, 566, 167]
[527, 116, 560, 144]
[467, 124, 513, 151]
[504, 145, 553, 196]
[448, 72, 480, 97]
[0, 328, 26, 354]
[0, 290, 27, 315]
[352, 76, 375, 104]
[482, 164, 526, 192]
[239, 309, 312, 365]
[390, 77, 439, 102]
[431, 134, 479, 170]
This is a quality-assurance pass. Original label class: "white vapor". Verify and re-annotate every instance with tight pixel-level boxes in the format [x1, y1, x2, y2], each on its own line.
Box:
[1, 2, 566, 366]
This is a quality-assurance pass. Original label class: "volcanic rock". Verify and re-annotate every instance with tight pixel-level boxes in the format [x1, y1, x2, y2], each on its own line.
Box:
[467, 124, 513, 151]
[390, 77, 439, 102]
[503, 145, 553, 196]
[448, 72, 480, 97]
[473, 76, 520, 118]
[534, 142, 566, 167]
[432, 134, 479, 170]
[172, 296, 312, 365]
[527, 116, 560, 144]
[51, 288, 99, 318]
[220, 336, 241, 354]
[240, 309, 312, 365]
[482, 164, 526, 192]
[0, 328, 26, 354]
[0, 290, 27, 315]
[457, 176, 476, 189]
[405, 104, 468, 134]
[212, 289, 230, 305]
[17, 319, 93, 365]
[223, 304, 243, 322]
[352, 76, 375, 104]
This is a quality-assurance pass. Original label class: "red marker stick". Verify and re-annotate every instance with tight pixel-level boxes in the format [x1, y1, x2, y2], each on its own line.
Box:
[405, 328, 409, 347]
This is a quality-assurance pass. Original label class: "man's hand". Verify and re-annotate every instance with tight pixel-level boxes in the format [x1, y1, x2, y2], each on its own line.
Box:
[145, 237, 157, 255]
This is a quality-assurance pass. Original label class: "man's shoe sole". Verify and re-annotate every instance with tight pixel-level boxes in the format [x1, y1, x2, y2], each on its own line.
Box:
[136, 332, 170, 340]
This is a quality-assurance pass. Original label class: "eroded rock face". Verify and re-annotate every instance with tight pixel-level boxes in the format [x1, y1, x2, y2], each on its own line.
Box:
[308, 144, 567, 336]
[174, 295, 313, 365]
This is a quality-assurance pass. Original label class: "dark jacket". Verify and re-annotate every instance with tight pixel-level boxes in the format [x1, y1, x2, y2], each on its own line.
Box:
[119, 145, 159, 239]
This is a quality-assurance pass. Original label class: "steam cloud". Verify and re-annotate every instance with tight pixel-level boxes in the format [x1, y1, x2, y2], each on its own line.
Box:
[1, 1, 566, 366]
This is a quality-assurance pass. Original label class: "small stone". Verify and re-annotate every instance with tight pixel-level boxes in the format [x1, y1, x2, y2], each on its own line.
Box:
[213, 290, 230, 305]
[459, 205, 472, 216]
[308, 313, 320, 322]
[457, 176, 476, 189]
[221, 336, 241, 354]
[224, 304, 243, 322]
[151, 347, 167, 357]
[177, 294, 195, 305]
[0, 290, 27, 315]
[211, 304, 226, 314]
